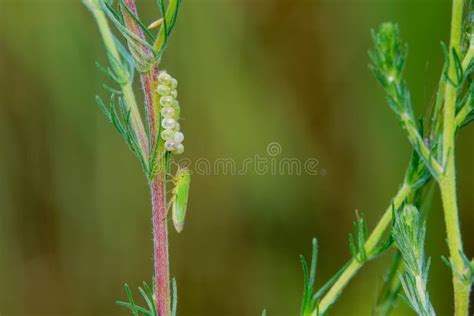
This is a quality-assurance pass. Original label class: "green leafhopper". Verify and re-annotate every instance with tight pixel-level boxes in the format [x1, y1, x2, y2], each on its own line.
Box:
[170, 167, 191, 233]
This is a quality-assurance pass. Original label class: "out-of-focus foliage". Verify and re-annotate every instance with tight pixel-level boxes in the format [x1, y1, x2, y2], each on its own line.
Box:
[1, 0, 473, 315]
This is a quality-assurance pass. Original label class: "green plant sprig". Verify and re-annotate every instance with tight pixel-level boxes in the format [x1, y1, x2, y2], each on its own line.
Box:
[374, 252, 404, 316]
[433, 0, 472, 313]
[302, 6, 474, 314]
[369, 23, 443, 177]
[392, 205, 435, 316]
[83, 0, 149, 161]
[117, 280, 178, 316]
[306, 151, 428, 316]
[83, 1, 184, 315]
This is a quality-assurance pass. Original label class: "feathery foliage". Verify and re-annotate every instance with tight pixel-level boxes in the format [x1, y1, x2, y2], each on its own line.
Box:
[374, 252, 403, 316]
[297, 2, 474, 315]
[83, 0, 186, 315]
[392, 205, 435, 316]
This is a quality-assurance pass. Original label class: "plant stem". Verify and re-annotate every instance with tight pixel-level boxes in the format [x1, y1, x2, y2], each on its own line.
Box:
[121, 0, 160, 147]
[455, 100, 472, 126]
[441, 0, 471, 314]
[439, 177, 469, 315]
[313, 92, 472, 315]
[150, 173, 171, 316]
[90, 5, 148, 155]
[119, 2, 171, 313]
[315, 183, 411, 315]
[374, 252, 403, 316]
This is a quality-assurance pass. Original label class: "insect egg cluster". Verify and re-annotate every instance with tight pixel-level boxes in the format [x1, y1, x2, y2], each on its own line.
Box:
[157, 71, 184, 155]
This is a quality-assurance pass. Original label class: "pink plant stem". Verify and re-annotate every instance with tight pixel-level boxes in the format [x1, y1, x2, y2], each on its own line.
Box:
[121, 1, 169, 314]
[122, 0, 159, 146]
[150, 174, 170, 316]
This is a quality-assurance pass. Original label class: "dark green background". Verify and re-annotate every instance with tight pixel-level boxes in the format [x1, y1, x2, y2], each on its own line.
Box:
[1, 0, 473, 315]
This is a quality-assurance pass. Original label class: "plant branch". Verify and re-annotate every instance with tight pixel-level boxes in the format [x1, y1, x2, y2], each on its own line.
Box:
[120, 1, 170, 314]
[86, 1, 148, 156]
[455, 98, 472, 126]
[121, 0, 160, 151]
[314, 182, 412, 315]
[374, 252, 403, 316]
[440, 0, 471, 314]
[311, 98, 471, 315]
[401, 115, 443, 177]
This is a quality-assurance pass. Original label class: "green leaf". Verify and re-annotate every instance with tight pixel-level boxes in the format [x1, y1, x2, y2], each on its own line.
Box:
[153, 0, 183, 56]
[374, 252, 403, 316]
[392, 205, 435, 315]
[300, 239, 318, 316]
[118, 0, 156, 41]
[95, 95, 112, 121]
[348, 212, 368, 263]
[171, 278, 178, 316]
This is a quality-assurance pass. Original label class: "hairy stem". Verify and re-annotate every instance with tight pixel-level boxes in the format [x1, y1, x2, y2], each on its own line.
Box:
[441, 0, 471, 314]
[439, 177, 470, 315]
[150, 173, 171, 316]
[121, 0, 160, 147]
[120, 1, 170, 313]
[314, 183, 411, 315]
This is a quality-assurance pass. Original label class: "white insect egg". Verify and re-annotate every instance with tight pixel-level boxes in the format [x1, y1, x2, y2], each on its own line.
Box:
[157, 84, 171, 96]
[165, 140, 176, 151]
[173, 132, 184, 143]
[161, 106, 175, 118]
[173, 143, 184, 155]
[173, 122, 181, 132]
[160, 96, 174, 107]
[171, 89, 178, 99]
[161, 129, 175, 141]
[158, 71, 172, 85]
[170, 78, 178, 89]
[172, 100, 181, 119]
[172, 99, 180, 110]
[162, 118, 176, 130]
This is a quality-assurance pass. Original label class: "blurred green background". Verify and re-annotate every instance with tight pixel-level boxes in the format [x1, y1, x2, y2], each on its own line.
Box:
[1, 0, 473, 315]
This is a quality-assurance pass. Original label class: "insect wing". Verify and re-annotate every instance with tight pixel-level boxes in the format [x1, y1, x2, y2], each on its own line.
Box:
[172, 171, 191, 233]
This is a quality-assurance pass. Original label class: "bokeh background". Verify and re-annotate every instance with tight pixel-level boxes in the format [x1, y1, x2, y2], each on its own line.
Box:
[1, 0, 474, 315]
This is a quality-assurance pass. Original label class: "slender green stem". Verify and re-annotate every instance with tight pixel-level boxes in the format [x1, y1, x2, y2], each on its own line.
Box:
[461, 48, 474, 70]
[121, 0, 160, 148]
[374, 252, 403, 316]
[90, 5, 148, 156]
[402, 116, 443, 176]
[311, 3, 472, 313]
[311, 105, 471, 315]
[440, 0, 471, 314]
[314, 183, 411, 315]
[439, 177, 470, 315]
[455, 99, 472, 126]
